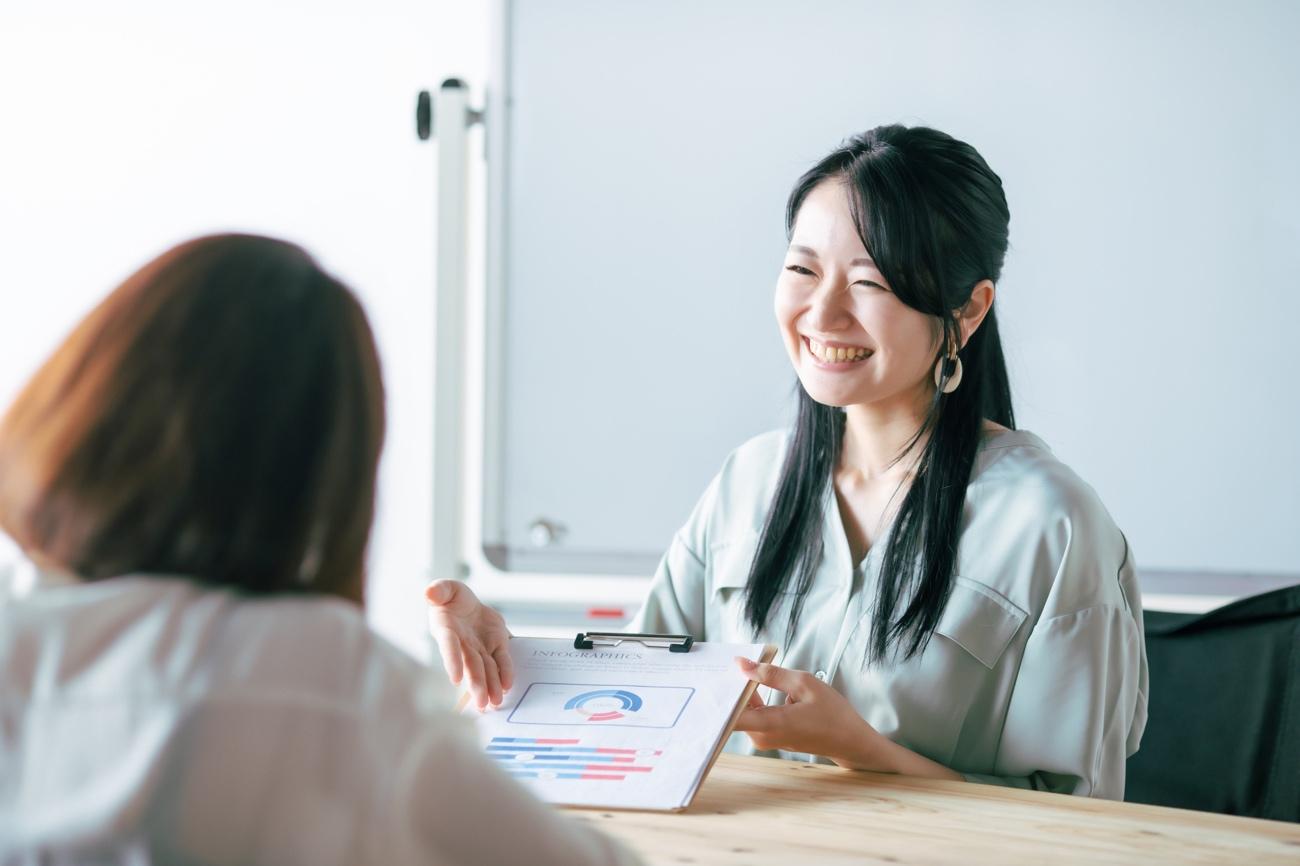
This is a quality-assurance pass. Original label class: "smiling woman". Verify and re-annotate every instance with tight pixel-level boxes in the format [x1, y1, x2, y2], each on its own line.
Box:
[428, 124, 1149, 802]
[758, 127, 1013, 663]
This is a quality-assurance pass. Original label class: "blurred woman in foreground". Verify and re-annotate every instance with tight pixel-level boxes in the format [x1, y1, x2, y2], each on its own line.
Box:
[0, 234, 638, 866]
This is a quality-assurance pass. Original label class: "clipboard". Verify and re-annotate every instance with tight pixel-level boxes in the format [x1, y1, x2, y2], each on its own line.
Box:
[569, 630, 776, 812]
[463, 631, 777, 812]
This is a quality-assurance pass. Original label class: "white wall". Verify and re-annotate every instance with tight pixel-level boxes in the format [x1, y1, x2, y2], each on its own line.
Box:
[0, 0, 490, 659]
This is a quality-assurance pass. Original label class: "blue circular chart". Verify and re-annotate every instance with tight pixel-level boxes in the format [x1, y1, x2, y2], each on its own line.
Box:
[565, 688, 644, 721]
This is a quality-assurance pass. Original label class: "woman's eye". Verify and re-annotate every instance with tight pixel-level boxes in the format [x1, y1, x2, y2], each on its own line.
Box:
[853, 279, 889, 292]
[785, 265, 814, 276]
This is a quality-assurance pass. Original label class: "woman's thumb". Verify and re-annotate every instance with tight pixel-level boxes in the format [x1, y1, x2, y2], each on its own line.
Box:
[425, 580, 457, 606]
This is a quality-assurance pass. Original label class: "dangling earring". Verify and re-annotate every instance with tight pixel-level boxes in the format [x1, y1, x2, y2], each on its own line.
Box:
[933, 351, 963, 394]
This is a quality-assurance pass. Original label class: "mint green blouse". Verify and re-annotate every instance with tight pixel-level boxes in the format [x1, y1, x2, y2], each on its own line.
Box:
[629, 429, 1149, 799]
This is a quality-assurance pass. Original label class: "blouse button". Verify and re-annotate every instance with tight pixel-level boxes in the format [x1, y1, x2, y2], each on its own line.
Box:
[814, 670, 828, 681]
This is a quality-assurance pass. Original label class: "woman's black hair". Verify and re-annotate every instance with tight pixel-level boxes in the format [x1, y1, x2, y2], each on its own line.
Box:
[744, 125, 1014, 663]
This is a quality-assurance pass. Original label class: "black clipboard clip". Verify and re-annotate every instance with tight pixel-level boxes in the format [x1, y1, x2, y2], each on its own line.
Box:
[573, 631, 695, 653]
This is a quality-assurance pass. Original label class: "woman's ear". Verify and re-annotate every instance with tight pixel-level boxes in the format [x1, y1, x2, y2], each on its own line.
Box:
[956, 280, 996, 349]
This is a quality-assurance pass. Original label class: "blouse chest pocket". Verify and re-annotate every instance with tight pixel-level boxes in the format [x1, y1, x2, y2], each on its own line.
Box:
[704, 536, 760, 641]
[934, 577, 1028, 670]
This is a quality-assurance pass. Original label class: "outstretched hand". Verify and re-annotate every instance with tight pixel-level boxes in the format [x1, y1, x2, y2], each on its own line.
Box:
[425, 580, 514, 710]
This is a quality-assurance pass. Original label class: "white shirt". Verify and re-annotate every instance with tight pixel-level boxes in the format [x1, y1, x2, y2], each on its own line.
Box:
[629, 428, 1149, 799]
[0, 540, 640, 866]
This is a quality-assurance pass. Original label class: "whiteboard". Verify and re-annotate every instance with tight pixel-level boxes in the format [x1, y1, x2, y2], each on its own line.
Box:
[482, 0, 1300, 578]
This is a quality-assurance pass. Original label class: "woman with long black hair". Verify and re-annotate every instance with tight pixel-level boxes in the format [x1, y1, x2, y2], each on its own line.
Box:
[429, 125, 1149, 799]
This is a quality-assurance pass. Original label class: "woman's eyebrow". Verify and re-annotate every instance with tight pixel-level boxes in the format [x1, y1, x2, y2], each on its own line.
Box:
[788, 244, 877, 269]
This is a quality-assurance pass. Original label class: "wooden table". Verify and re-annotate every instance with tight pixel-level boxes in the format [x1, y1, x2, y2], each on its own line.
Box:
[569, 753, 1300, 865]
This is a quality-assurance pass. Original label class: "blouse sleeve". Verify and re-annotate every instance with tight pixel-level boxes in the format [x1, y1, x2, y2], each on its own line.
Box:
[964, 548, 1149, 799]
[624, 474, 719, 638]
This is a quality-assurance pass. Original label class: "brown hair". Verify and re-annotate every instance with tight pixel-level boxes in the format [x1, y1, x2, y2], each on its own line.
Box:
[0, 234, 385, 604]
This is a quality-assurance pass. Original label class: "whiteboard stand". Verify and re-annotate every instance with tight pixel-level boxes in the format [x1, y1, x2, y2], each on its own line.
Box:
[426, 79, 478, 588]
[420, 73, 647, 634]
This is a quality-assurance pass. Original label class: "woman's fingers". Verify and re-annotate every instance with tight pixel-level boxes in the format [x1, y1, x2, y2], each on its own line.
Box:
[734, 705, 781, 733]
[432, 629, 502, 707]
[482, 650, 503, 707]
[491, 643, 515, 693]
[432, 628, 465, 685]
[463, 644, 489, 709]
[746, 689, 765, 710]
[735, 657, 810, 698]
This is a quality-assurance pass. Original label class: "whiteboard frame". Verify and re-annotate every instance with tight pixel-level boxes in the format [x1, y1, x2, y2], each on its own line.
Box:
[453, 0, 650, 608]
[458, 0, 1300, 605]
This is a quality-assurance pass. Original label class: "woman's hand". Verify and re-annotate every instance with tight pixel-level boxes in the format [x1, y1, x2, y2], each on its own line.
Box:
[733, 658, 883, 769]
[425, 580, 514, 710]
[734, 658, 964, 781]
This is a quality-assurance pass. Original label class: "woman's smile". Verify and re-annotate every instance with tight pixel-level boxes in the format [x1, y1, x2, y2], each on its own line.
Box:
[804, 335, 873, 369]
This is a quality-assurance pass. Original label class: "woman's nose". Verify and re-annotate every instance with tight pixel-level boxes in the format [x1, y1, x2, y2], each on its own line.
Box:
[805, 280, 852, 332]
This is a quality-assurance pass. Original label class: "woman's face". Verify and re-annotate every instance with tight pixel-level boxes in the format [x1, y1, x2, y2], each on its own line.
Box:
[774, 180, 939, 410]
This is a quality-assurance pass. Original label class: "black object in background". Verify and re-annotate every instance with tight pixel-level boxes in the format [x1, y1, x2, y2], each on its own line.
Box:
[1126, 584, 1300, 822]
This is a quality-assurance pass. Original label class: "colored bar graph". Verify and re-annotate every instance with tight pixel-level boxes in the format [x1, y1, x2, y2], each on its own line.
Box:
[507, 772, 626, 781]
[493, 737, 581, 744]
[489, 739, 662, 755]
[489, 753, 633, 763]
[488, 736, 663, 784]
[488, 754, 650, 769]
